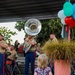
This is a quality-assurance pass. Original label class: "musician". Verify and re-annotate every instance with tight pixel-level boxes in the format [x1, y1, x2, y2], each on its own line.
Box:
[0, 33, 9, 75]
[49, 34, 58, 75]
[49, 34, 58, 44]
[6, 45, 18, 74]
[24, 35, 36, 75]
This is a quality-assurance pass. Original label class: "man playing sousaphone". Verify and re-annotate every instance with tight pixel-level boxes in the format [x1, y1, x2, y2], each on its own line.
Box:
[24, 18, 42, 75]
[24, 35, 36, 75]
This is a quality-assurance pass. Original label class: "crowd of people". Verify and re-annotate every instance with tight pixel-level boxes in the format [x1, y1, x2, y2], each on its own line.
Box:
[0, 33, 75, 75]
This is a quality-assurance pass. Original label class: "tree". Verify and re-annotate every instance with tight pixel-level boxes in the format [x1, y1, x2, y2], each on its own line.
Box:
[15, 18, 62, 45]
[0, 27, 16, 43]
[15, 21, 26, 31]
[37, 18, 62, 45]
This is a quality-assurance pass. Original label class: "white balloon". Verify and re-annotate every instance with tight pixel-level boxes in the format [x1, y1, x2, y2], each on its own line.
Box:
[61, 19, 66, 25]
[58, 10, 66, 19]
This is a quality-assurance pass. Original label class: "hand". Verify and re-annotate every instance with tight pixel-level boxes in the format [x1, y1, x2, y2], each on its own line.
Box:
[28, 40, 35, 45]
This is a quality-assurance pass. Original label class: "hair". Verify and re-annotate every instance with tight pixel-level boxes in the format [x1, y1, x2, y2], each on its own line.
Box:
[0, 33, 3, 37]
[24, 37, 26, 40]
[0, 33, 4, 40]
[10, 45, 15, 50]
[37, 54, 48, 69]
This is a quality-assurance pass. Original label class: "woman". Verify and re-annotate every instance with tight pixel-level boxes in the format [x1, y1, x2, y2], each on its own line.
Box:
[14, 40, 20, 52]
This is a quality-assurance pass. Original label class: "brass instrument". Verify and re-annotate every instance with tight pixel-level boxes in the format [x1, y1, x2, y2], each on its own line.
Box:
[25, 19, 42, 36]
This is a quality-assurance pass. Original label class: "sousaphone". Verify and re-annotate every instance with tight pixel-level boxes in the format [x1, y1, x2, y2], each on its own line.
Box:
[24, 19, 42, 36]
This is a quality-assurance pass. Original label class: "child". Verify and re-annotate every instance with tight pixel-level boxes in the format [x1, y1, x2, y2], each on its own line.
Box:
[34, 54, 52, 75]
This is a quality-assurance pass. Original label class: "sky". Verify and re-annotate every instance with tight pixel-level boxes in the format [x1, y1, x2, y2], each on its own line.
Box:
[0, 22, 25, 44]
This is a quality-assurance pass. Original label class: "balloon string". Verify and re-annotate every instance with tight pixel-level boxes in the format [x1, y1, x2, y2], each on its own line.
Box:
[66, 25, 70, 42]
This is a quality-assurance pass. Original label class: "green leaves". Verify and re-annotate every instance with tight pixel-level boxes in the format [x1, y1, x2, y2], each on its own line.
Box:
[0, 27, 16, 43]
[15, 21, 26, 31]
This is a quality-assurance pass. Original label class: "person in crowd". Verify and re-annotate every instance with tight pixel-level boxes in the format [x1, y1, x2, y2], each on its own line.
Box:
[48, 34, 58, 75]
[0, 33, 11, 75]
[7, 43, 11, 51]
[34, 54, 52, 75]
[22, 37, 27, 57]
[14, 40, 20, 52]
[6, 45, 18, 75]
[49, 34, 58, 43]
[24, 35, 36, 75]
[36, 43, 41, 52]
[36, 43, 41, 56]
[71, 59, 75, 75]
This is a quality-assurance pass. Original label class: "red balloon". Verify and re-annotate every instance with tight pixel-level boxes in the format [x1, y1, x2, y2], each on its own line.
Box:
[65, 16, 75, 27]
[65, 17, 71, 25]
[69, 17, 75, 27]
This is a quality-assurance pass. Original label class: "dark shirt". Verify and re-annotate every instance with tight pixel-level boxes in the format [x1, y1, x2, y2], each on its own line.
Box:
[14, 43, 20, 52]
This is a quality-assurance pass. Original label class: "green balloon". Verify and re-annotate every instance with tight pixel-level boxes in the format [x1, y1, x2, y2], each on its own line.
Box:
[63, 2, 72, 9]
[64, 7, 73, 16]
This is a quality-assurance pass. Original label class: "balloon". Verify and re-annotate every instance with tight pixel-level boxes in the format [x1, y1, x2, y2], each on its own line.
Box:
[63, 2, 72, 9]
[58, 10, 66, 19]
[65, 16, 75, 27]
[73, 14, 75, 20]
[61, 19, 66, 25]
[69, 17, 75, 27]
[64, 7, 73, 16]
[65, 17, 71, 25]
[72, 4, 75, 14]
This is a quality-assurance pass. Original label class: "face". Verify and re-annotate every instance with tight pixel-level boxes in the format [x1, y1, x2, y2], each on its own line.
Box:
[28, 35, 32, 39]
[10, 45, 14, 50]
[38, 43, 40, 46]
[50, 35, 53, 39]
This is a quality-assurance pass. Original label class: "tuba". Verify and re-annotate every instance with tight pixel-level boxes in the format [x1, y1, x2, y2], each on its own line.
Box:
[24, 19, 42, 36]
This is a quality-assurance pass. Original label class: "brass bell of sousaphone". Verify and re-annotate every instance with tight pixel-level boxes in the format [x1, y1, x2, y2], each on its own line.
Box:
[25, 19, 42, 36]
